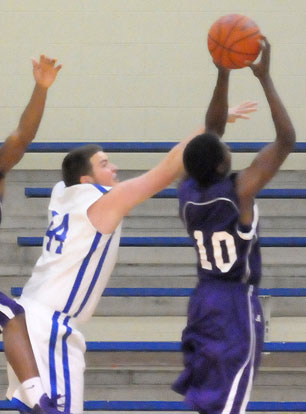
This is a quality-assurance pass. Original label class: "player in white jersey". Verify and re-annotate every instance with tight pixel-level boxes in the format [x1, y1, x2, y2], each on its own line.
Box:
[6, 100, 257, 412]
[0, 55, 63, 413]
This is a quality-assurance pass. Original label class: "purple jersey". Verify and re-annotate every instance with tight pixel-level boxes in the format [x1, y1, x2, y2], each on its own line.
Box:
[178, 173, 261, 285]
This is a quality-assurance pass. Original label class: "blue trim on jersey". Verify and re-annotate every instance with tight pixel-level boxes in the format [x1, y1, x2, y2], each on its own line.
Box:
[49, 311, 60, 400]
[62, 316, 72, 414]
[74, 235, 113, 317]
[93, 184, 109, 194]
[63, 232, 102, 313]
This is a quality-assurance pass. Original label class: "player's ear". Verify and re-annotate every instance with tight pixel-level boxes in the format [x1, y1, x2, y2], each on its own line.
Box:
[216, 159, 230, 175]
[216, 162, 225, 174]
[80, 175, 94, 184]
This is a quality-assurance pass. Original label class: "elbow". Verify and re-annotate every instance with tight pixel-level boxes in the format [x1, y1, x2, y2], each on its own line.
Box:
[285, 127, 296, 151]
[15, 128, 31, 141]
[206, 126, 225, 140]
[205, 117, 227, 139]
[278, 127, 296, 154]
[216, 125, 226, 138]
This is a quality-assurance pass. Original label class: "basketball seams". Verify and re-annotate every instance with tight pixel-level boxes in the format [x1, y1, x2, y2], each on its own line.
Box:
[207, 35, 259, 56]
[221, 15, 247, 67]
[228, 49, 259, 56]
[208, 34, 219, 53]
[228, 30, 261, 50]
[218, 19, 225, 65]
[223, 15, 248, 49]
[227, 53, 240, 69]
[228, 51, 246, 68]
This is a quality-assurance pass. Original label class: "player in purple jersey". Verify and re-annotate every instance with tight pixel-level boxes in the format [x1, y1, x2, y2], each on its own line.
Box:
[0, 55, 63, 414]
[172, 38, 295, 414]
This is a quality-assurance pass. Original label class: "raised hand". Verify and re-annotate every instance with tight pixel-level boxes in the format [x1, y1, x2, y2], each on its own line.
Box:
[32, 54, 62, 89]
[227, 101, 258, 123]
[247, 37, 270, 80]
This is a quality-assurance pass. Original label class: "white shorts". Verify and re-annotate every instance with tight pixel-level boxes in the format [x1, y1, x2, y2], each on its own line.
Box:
[6, 297, 86, 414]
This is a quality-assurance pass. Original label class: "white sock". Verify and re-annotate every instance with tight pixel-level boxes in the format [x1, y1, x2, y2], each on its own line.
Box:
[18, 377, 45, 408]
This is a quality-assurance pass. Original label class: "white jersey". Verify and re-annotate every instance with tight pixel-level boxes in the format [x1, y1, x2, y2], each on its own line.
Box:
[21, 181, 122, 323]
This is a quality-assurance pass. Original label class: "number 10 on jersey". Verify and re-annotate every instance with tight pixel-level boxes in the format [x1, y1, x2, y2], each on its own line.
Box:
[194, 230, 237, 273]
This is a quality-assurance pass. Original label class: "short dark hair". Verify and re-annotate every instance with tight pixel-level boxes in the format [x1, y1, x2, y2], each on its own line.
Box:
[62, 144, 103, 187]
[183, 133, 226, 187]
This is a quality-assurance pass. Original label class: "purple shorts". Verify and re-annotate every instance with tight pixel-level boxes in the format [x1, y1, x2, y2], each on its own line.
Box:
[0, 292, 24, 331]
[172, 280, 264, 414]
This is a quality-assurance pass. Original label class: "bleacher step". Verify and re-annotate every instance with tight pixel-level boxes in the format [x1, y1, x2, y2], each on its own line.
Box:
[77, 316, 306, 342]
[4, 197, 306, 219]
[10, 246, 306, 268]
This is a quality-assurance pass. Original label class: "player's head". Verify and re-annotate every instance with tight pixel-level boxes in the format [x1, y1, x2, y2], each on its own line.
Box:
[183, 132, 231, 187]
[62, 144, 118, 187]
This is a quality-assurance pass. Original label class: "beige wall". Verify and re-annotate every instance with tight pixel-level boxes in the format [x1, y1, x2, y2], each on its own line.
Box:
[0, 0, 305, 147]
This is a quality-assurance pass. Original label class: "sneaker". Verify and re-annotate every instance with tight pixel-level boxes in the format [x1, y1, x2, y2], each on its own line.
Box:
[32, 393, 63, 414]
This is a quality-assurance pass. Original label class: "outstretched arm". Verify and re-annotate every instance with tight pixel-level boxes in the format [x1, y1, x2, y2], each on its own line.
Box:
[0, 55, 62, 177]
[237, 38, 296, 222]
[88, 106, 258, 234]
[205, 66, 230, 137]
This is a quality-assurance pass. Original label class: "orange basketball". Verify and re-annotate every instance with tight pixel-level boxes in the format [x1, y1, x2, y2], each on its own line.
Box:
[207, 14, 262, 69]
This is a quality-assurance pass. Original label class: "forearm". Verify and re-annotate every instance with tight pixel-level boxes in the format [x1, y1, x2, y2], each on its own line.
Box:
[163, 132, 197, 181]
[205, 69, 230, 137]
[0, 84, 48, 173]
[260, 75, 295, 148]
[16, 83, 48, 144]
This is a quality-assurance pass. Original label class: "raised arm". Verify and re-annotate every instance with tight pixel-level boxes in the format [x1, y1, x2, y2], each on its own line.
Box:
[236, 38, 296, 222]
[205, 67, 230, 137]
[0, 55, 62, 178]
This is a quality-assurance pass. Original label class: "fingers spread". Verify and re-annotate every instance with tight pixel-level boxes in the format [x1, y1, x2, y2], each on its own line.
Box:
[39, 54, 58, 66]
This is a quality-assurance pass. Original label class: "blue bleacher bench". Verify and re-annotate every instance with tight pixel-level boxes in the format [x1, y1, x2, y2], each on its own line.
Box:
[0, 340, 305, 353]
[10, 287, 306, 298]
[24, 187, 306, 199]
[10, 141, 306, 153]
[17, 236, 306, 247]
[84, 341, 306, 353]
[0, 399, 305, 411]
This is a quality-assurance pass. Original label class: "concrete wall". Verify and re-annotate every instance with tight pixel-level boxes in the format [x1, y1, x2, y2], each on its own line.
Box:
[0, 0, 304, 149]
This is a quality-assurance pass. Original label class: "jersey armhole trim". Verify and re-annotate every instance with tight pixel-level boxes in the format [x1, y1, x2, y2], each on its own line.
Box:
[237, 204, 259, 241]
[85, 189, 113, 236]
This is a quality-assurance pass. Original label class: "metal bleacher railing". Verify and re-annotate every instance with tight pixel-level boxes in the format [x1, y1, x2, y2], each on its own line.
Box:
[11, 141, 306, 412]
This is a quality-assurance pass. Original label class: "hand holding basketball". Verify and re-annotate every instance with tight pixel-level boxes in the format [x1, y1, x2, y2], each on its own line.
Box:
[247, 37, 271, 80]
[207, 14, 262, 69]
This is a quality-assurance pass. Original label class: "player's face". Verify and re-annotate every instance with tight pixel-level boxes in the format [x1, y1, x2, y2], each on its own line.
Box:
[89, 151, 119, 186]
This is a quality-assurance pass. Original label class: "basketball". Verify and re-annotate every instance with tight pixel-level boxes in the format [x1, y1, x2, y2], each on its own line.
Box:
[207, 14, 262, 69]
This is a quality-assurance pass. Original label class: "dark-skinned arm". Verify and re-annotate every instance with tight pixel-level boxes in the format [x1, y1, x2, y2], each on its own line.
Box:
[237, 37, 296, 224]
[205, 67, 230, 138]
[0, 55, 62, 177]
